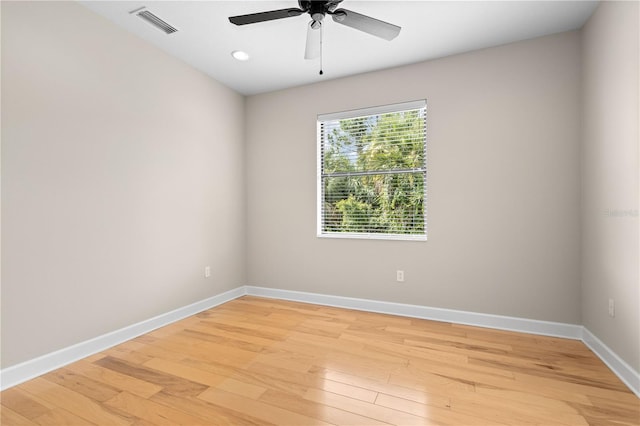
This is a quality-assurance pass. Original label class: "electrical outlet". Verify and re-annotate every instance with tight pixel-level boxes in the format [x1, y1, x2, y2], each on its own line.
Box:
[608, 298, 615, 317]
[205, 266, 211, 278]
[396, 270, 405, 282]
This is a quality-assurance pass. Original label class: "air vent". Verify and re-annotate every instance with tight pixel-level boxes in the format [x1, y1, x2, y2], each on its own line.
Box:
[132, 8, 178, 34]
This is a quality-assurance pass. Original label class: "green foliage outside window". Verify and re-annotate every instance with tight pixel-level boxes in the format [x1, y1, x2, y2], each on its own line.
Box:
[320, 107, 426, 237]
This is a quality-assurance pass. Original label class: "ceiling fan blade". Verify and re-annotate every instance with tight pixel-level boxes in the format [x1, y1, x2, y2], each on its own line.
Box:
[229, 8, 304, 26]
[305, 22, 321, 59]
[331, 9, 400, 41]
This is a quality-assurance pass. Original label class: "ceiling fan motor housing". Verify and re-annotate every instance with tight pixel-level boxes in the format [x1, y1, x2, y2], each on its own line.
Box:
[298, 0, 343, 14]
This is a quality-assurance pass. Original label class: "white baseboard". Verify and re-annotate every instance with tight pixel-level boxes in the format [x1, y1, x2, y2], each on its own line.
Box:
[582, 328, 640, 398]
[2, 285, 638, 399]
[244, 286, 583, 340]
[0, 286, 246, 391]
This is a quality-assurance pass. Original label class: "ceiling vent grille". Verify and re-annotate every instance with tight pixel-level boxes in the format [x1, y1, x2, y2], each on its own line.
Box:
[133, 8, 178, 34]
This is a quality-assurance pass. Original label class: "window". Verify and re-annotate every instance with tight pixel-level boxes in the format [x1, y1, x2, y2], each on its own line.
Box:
[317, 100, 427, 241]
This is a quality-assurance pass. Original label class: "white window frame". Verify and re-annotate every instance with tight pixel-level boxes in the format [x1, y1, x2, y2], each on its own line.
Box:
[317, 100, 427, 241]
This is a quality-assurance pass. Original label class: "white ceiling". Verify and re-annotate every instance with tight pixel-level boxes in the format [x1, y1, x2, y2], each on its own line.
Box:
[81, 1, 598, 95]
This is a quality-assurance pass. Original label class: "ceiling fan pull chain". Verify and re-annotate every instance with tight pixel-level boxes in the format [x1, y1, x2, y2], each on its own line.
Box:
[319, 24, 324, 75]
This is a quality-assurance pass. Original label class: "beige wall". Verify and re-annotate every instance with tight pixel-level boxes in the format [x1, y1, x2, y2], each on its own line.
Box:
[246, 31, 582, 324]
[581, 1, 640, 373]
[1, 1, 245, 368]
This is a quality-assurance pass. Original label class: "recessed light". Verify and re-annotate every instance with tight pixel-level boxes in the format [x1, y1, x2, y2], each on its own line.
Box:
[231, 50, 250, 61]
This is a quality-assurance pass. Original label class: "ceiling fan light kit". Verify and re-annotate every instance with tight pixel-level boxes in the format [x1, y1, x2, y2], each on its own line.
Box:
[305, 21, 322, 60]
[228, 0, 401, 75]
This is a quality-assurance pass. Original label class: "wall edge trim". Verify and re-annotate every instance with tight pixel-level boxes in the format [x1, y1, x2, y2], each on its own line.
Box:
[244, 286, 583, 339]
[582, 327, 640, 398]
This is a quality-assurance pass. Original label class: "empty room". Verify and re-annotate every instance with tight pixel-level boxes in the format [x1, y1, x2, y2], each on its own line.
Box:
[1, 0, 639, 424]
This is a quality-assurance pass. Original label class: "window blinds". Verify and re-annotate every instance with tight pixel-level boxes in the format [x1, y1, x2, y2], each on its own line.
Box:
[317, 100, 427, 240]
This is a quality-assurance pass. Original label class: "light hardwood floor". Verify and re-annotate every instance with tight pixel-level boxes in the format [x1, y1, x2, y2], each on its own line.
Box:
[1, 296, 638, 425]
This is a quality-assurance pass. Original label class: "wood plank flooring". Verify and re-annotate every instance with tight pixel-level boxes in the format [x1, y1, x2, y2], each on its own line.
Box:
[1, 296, 638, 425]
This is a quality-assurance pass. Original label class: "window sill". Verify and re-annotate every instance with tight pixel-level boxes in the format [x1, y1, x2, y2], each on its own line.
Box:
[318, 232, 427, 242]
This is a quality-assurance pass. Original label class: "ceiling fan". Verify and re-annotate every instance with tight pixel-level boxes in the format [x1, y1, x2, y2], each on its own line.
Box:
[229, 0, 401, 69]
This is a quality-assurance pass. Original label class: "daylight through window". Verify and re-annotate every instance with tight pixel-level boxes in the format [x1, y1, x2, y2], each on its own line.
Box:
[317, 100, 427, 240]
